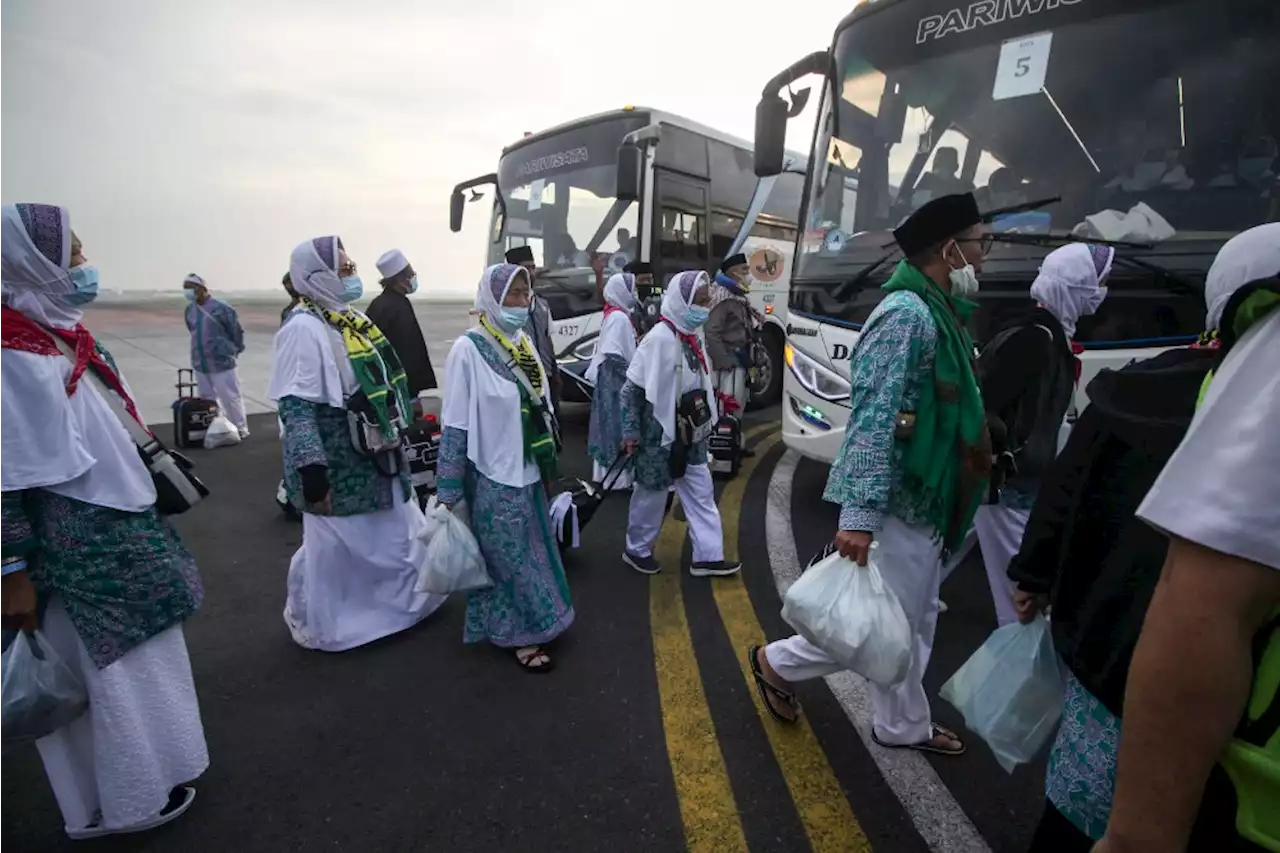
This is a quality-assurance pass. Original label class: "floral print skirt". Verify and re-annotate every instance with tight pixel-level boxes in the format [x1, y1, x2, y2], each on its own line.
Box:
[1044, 670, 1122, 841]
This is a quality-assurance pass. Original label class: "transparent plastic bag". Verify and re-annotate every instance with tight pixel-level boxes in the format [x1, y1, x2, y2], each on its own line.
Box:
[780, 545, 913, 686]
[202, 415, 241, 449]
[414, 496, 490, 594]
[940, 615, 1066, 773]
[2, 629, 90, 748]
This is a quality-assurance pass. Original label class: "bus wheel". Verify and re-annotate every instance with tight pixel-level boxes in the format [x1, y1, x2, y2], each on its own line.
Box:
[747, 331, 784, 409]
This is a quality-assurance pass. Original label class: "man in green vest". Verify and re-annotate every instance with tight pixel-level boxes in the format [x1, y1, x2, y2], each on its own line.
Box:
[1097, 223, 1280, 852]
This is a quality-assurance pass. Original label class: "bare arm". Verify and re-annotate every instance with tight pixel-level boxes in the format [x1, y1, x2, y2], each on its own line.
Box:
[1099, 537, 1280, 852]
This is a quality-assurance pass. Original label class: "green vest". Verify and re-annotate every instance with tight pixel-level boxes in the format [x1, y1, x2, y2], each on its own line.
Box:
[1198, 282, 1280, 850]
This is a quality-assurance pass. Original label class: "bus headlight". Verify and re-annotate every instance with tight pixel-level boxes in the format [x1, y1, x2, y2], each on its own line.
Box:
[784, 342, 851, 403]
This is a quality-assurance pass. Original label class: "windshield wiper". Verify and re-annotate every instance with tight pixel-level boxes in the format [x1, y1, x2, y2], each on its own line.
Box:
[833, 243, 901, 301]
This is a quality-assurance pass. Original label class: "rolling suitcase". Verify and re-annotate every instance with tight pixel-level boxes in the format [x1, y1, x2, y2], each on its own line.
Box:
[402, 413, 442, 510]
[708, 413, 743, 478]
[172, 369, 218, 449]
[551, 452, 632, 552]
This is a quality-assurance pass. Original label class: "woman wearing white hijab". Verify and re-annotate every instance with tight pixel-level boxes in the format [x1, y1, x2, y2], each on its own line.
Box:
[976, 241, 1113, 625]
[619, 271, 741, 577]
[268, 236, 445, 652]
[586, 272, 640, 490]
[1, 203, 208, 839]
[439, 263, 574, 673]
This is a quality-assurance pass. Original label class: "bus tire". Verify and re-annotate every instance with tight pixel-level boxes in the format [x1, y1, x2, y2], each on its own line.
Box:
[748, 328, 784, 410]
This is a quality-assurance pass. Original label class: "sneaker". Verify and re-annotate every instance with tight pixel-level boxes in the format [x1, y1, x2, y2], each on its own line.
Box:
[237, 428, 251, 440]
[624, 552, 662, 575]
[690, 559, 742, 577]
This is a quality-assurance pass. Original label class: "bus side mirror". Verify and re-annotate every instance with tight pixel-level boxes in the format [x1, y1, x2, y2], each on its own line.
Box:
[755, 95, 788, 177]
[616, 145, 643, 201]
[449, 190, 466, 233]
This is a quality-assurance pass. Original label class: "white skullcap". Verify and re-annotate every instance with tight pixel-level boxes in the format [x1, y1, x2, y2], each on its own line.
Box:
[376, 249, 409, 280]
[183, 273, 205, 287]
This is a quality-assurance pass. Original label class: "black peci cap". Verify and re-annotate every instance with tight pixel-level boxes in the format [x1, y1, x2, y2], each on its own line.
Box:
[719, 253, 747, 273]
[505, 245, 535, 265]
[623, 260, 652, 275]
[892, 193, 981, 257]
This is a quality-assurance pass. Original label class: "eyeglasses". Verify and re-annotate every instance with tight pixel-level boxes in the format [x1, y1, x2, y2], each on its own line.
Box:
[956, 234, 995, 254]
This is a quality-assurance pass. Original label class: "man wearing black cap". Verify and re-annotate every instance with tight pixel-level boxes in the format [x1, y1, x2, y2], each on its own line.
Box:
[750, 194, 992, 757]
[706, 252, 757, 416]
[505, 246, 561, 410]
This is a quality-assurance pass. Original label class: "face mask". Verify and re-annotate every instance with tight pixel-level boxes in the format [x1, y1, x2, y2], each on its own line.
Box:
[184, 289, 198, 303]
[407, 275, 419, 295]
[1238, 157, 1274, 181]
[1082, 286, 1108, 315]
[498, 306, 529, 334]
[685, 305, 711, 328]
[946, 243, 980, 299]
[341, 275, 363, 303]
[64, 264, 100, 306]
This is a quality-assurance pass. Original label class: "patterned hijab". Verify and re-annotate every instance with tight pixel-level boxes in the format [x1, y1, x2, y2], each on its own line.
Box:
[1, 203, 81, 330]
[660, 270, 710, 334]
[474, 263, 531, 329]
[603, 272, 637, 311]
[1029, 243, 1115, 339]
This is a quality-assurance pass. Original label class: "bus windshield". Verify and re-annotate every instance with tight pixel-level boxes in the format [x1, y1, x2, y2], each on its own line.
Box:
[798, 0, 1278, 282]
[489, 116, 648, 276]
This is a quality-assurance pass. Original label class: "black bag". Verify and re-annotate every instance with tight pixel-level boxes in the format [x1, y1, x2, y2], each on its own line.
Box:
[552, 453, 631, 551]
[402, 417, 441, 510]
[669, 388, 714, 479]
[173, 369, 217, 449]
[708, 413, 743, 478]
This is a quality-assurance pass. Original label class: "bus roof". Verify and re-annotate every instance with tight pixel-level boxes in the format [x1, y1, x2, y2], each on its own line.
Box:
[501, 106, 807, 168]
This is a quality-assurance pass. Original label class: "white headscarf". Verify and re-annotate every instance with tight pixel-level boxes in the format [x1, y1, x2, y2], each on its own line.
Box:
[474, 262, 531, 331]
[183, 273, 206, 288]
[1204, 223, 1280, 332]
[1029, 243, 1115, 339]
[660, 269, 710, 334]
[626, 270, 716, 447]
[586, 273, 638, 383]
[290, 235, 348, 312]
[1, 203, 82, 330]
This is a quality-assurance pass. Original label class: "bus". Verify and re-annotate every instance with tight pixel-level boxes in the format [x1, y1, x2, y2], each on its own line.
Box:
[753, 0, 1278, 463]
[450, 107, 807, 407]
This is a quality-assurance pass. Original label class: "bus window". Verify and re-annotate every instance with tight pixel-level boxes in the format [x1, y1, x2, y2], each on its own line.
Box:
[711, 211, 744, 263]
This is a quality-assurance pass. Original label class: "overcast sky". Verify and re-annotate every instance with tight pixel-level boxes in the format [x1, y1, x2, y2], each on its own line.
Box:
[2, 0, 852, 297]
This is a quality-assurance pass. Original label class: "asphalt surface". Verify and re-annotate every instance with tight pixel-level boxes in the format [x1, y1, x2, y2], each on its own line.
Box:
[2, 402, 1049, 852]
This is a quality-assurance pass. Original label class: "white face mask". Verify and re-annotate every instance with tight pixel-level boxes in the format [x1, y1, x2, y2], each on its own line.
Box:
[946, 242, 980, 299]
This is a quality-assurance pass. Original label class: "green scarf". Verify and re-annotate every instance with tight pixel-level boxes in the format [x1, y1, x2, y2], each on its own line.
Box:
[881, 260, 990, 553]
[467, 329, 558, 482]
[1197, 280, 1280, 406]
[301, 297, 411, 440]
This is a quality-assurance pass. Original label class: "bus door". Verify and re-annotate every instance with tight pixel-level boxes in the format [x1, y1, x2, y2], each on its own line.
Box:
[652, 170, 711, 286]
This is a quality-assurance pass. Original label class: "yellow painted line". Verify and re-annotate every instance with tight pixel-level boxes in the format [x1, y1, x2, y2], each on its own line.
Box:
[712, 433, 872, 853]
[651, 513, 750, 852]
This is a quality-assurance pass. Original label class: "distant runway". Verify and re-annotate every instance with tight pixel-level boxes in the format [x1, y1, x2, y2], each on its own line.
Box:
[82, 298, 475, 424]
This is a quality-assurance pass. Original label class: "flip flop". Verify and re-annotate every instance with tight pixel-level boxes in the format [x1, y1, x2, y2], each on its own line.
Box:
[515, 646, 555, 674]
[747, 644, 801, 723]
[872, 724, 966, 756]
[66, 786, 197, 840]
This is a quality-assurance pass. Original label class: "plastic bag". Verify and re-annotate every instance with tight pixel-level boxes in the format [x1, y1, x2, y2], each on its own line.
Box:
[780, 545, 913, 686]
[940, 615, 1066, 773]
[414, 496, 490, 594]
[2, 630, 89, 747]
[203, 415, 241, 449]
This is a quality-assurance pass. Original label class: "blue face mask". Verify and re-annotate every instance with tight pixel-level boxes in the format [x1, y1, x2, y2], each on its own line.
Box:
[407, 275, 419, 295]
[341, 275, 363, 303]
[685, 305, 710, 328]
[184, 288, 198, 303]
[498, 307, 529, 334]
[64, 264, 100, 306]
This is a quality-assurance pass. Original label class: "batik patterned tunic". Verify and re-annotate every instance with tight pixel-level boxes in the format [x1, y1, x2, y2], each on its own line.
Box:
[823, 290, 940, 532]
[619, 338, 709, 491]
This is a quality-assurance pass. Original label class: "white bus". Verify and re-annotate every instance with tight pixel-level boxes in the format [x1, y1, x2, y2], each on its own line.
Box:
[753, 0, 1279, 462]
[450, 107, 807, 407]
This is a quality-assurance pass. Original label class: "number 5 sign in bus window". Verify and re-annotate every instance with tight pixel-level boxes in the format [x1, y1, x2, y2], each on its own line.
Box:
[993, 31, 1052, 101]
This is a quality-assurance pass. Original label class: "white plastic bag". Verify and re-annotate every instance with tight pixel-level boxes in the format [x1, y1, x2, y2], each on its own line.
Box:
[940, 615, 1066, 773]
[203, 415, 241, 449]
[780, 545, 913, 686]
[414, 496, 490, 594]
[2, 630, 89, 747]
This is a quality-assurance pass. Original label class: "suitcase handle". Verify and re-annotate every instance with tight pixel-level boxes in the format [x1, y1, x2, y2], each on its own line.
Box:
[598, 451, 633, 492]
[176, 368, 198, 398]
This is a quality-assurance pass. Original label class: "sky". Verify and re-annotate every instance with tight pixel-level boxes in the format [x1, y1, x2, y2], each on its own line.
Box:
[2, 0, 855, 298]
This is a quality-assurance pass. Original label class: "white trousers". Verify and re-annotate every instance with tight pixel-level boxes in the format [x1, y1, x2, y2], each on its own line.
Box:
[35, 600, 209, 832]
[626, 463, 724, 563]
[765, 516, 944, 745]
[195, 368, 248, 433]
[974, 504, 1030, 627]
[715, 368, 748, 415]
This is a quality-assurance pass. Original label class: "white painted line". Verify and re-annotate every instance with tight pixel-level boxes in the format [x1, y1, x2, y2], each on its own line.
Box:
[765, 449, 992, 853]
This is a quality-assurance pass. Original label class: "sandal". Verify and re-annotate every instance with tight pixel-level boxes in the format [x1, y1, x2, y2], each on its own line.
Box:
[747, 644, 801, 723]
[515, 646, 555, 674]
[872, 723, 965, 756]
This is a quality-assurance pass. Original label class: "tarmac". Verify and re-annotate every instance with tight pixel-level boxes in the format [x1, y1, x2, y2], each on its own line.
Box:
[1, 300, 1049, 852]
